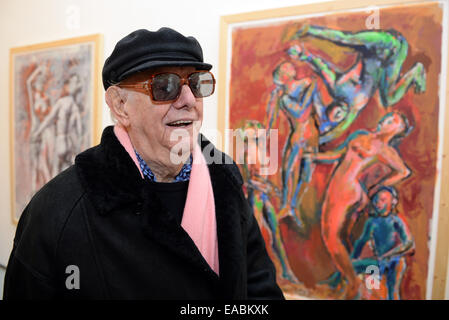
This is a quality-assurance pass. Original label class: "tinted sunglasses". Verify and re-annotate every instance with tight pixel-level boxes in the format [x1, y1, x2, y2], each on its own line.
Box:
[117, 70, 216, 104]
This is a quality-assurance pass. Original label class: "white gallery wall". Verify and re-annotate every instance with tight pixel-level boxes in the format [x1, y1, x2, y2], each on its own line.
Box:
[0, 0, 327, 270]
[1, 0, 448, 300]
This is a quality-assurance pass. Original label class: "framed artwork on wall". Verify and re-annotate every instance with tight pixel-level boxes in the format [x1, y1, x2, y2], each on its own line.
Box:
[218, 0, 449, 299]
[10, 34, 103, 224]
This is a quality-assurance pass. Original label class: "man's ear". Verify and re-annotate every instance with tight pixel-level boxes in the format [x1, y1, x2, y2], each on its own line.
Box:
[105, 86, 130, 127]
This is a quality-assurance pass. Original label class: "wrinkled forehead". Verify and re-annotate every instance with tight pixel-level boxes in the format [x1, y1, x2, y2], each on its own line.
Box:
[121, 66, 198, 83]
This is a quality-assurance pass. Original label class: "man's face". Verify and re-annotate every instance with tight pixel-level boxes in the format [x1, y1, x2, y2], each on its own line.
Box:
[372, 190, 395, 216]
[122, 66, 203, 163]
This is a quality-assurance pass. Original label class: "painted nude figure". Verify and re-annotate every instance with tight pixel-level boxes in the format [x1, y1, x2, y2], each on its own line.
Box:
[324, 186, 414, 299]
[237, 122, 299, 283]
[351, 186, 414, 299]
[287, 25, 426, 144]
[27, 64, 54, 193]
[33, 73, 83, 175]
[309, 112, 411, 298]
[266, 62, 320, 226]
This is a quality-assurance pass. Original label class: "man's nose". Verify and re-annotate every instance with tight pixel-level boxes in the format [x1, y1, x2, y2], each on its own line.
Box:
[172, 84, 196, 109]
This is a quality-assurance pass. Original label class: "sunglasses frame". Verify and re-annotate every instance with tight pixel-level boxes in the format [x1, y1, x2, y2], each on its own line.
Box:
[117, 70, 216, 104]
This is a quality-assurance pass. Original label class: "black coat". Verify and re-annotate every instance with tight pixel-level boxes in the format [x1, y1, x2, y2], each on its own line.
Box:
[4, 126, 284, 300]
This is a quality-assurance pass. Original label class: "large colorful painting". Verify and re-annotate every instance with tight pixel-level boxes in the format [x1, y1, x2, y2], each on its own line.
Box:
[10, 34, 103, 223]
[219, 0, 449, 299]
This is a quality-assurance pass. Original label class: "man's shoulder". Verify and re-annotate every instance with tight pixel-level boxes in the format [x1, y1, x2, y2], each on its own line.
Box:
[12, 166, 87, 260]
[26, 166, 86, 223]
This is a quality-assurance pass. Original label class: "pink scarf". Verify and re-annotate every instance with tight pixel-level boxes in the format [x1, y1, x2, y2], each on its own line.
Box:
[114, 125, 219, 275]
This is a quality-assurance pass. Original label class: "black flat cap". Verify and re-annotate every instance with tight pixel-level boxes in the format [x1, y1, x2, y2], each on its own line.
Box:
[102, 27, 212, 90]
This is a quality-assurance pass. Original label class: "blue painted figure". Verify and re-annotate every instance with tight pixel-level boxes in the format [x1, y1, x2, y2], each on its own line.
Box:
[325, 186, 414, 299]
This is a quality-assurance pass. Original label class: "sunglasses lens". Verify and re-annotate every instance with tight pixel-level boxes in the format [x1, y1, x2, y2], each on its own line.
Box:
[189, 72, 215, 98]
[151, 73, 181, 101]
[150, 72, 215, 102]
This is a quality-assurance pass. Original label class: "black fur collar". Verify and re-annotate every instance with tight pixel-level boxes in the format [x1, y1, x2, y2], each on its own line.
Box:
[75, 126, 246, 297]
[75, 126, 243, 216]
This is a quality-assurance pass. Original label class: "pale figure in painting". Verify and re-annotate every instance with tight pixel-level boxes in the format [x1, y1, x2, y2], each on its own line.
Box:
[33, 73, 83, 176]
[27, 64, 55, 193]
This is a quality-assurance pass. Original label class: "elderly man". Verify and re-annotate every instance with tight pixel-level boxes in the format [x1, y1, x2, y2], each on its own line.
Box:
[3, 27, 284, 300]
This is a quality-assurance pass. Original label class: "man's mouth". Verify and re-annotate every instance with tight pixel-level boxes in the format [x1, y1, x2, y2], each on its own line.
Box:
[166, 120, 194, 127]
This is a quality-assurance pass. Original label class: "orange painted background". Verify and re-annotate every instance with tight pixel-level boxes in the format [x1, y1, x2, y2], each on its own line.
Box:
[228, 2, 443, 299]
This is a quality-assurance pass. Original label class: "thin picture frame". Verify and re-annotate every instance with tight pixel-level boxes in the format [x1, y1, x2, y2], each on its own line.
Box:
[9, 34, 103, 224]
[218, 0, 449, 299]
